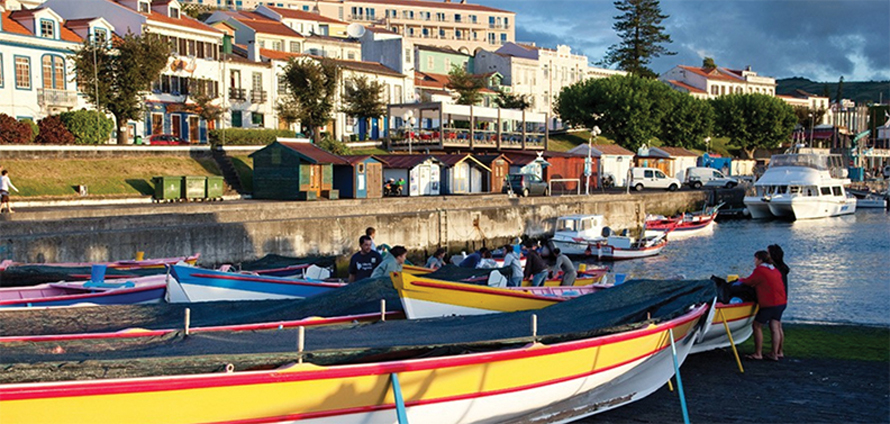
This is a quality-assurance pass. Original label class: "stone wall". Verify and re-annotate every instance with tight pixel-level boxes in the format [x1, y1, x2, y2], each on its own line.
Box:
[0, 191, 708, 265]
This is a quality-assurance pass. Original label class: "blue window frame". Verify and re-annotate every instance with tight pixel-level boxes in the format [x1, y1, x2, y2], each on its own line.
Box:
[41, 54, 66, 90]
[39, 18, 56, 39]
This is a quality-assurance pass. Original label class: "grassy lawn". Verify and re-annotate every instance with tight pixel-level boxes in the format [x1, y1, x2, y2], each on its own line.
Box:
[231, 155, 254, 194]
[739, 323, 890, 362]
[1, 157, 222, 198]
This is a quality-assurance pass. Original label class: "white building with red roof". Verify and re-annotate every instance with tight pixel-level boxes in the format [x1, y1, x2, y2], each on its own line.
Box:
[0, 2, 97, 121]
[660, 65, 777, 99]
[44, 0, 224, 143]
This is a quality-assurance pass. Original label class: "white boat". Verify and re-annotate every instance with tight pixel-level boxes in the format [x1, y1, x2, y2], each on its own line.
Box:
[744, 150, 856, 220]
[550, 214, 668, 260]
[848, 189, 888, 209]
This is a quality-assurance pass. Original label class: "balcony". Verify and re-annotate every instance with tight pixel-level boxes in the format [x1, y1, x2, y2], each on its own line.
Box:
[37, 88, 78, 108]
[229, 88, 246, 102]
[251, 90, 268, 104]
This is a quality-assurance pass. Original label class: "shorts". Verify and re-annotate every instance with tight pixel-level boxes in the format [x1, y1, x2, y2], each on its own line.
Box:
[0, 191, 8, 202]
[754, 304, 786, 324]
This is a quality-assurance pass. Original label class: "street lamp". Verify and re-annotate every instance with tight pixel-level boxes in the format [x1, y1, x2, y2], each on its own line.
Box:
[586, 125, 600, 195]
[403, 110, 416, 154]
[808, 113, 815, 148]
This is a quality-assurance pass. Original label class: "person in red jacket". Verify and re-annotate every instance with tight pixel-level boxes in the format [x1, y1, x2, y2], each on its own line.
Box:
[738, 250, 787, 361]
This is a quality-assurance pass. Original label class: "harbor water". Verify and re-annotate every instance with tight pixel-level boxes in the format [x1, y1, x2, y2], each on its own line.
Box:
[584, 209, 890, 326]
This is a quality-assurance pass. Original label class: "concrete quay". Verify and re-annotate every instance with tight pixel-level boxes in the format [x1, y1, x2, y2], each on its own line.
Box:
[0, 191, 707, 265]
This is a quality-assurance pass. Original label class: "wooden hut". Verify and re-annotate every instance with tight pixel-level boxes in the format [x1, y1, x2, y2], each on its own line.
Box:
[474, 154, 512, 192]
[378, 155, 443, 196]
[335, 155, 387, 199]
[433, 154, 492, 194]
[249, 140, 345, 200]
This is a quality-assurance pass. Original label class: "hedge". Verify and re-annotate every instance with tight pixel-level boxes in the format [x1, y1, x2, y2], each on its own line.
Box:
[60, 109, 115, 144]
[0, 114, 34, 144]
[208, 128, 296, 146]
[36, 116, 75, 144]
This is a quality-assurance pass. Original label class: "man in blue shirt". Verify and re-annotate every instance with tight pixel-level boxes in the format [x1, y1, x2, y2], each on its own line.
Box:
[459, 247, 490, 268]
[348, 235, 382, 282]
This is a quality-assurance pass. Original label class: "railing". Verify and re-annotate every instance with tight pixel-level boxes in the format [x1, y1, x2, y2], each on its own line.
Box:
[37, 88, 78, 108]
[229, 88, 246, 101]
[549, 178, 581, 196]
[251, 90, 268, 104]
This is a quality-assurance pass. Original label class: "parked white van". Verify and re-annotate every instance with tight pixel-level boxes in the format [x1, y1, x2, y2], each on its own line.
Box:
[684, 167, 738, 189]
[630, 167, 681, 191]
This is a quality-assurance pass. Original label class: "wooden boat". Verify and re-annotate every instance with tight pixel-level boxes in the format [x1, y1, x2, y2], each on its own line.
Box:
[0, 303, 709, 424]
[168, 264, 345, 302]
[0, 254, 200, 273]
[550, 214, 669, 260]
[644, 205, 720, 240]
[0, 275, 167, 309]
[402, 264, 608, 287]
[392, 271, 608, 319]
[236, 254, 336, 279]
[690, 301, 758, 354]
[0, 254, 200, 287]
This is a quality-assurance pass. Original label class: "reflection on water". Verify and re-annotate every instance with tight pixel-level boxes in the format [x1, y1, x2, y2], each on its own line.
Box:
[581, 210, 890, 326]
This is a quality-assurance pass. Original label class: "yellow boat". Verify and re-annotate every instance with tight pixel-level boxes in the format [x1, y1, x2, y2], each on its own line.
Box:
[0, 304, 710, 424]
[691, 301, 758, 354]
[400, 264, 607, 287]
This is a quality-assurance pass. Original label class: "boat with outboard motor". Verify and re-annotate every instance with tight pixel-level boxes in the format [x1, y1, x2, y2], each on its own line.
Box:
[644, 204, 721, 240]
[744, 149, 856, 220]
[550, 214, 668, 260]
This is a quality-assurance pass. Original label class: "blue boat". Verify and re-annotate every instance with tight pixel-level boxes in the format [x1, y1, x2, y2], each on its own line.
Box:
[0, 275, 167, 309]
[169, 265, 344, 302]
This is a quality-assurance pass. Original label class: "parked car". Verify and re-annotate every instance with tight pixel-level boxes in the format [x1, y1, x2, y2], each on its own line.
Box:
[503, 173, 549, 197]
[630, 168, 680, 191]
[148, 134, 190, 145]
[685, 167, 738, 189]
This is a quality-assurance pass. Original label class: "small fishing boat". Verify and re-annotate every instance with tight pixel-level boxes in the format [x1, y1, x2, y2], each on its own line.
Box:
[690, 301, 758, 354]
[550, 214, 669, 260]
[403, 264, 608, 287]
[0, 281, 711, 424]
[168, 264, 345, 302]
[848, 189, 888, 209]
[645, 204, 721, 240]
[0, 275, 167, 309]
[0, 254, 200, 287]
[236, 253, 336, 279]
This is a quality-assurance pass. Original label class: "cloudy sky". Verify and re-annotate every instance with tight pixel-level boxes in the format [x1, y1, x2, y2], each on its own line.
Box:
[481, 0, 890, 82]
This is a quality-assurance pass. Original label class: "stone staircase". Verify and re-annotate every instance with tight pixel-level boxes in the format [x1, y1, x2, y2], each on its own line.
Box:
[211, 147, 244, 194]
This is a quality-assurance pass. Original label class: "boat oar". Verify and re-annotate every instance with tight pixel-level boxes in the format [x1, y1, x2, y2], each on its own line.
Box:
[669, 328, 691, 424]
[390, 373, 410, 424]
[719, 309, 745, 373]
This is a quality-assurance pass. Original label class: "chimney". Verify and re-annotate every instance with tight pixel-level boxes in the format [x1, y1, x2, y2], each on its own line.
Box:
[460, 0, 466, 3]
[248, 40, 259, 62]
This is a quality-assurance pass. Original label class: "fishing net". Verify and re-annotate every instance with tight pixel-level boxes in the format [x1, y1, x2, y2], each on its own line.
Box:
[0, 278, 716, 384]
[238, 254, 337, 272]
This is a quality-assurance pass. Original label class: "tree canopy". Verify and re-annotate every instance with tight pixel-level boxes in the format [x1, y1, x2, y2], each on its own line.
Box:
[711, 93, 797, 159]
[281, 57, 340, 143]
[603, 0, 675, 78]
[660, 90, 714, 149]
[494, 89, 531, 110]
[340, 75, 387, 119]
[446, 65, 485, 105]
[70, 32, 169, 144]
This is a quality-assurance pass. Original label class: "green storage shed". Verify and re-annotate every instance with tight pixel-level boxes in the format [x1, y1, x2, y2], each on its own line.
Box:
[250, 141, 346, 200]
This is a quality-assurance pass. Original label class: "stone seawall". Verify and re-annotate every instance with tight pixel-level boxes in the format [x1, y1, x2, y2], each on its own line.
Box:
[0, 191, 708, 264]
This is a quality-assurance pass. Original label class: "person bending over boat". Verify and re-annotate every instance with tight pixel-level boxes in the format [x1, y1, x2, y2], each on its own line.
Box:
[458, 247, 489, 268]
[371, 246, 408, 279]
[425, 248, 446, 270]
[523, 241, 548, 287]
[551, 248, 576, 286]
[738, 250, 787, 361]
[348, 235, 382, 283]
[768, 244, 789, 359]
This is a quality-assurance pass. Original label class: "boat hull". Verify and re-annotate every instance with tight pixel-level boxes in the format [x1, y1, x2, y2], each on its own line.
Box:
[743, 196, 774, 219]
[690, 302, 757, 354]
[0, 276, 167, 309]
[169, 265, 343, 302]
[768, 195, 856, 220]
[0, 306, 708, 424]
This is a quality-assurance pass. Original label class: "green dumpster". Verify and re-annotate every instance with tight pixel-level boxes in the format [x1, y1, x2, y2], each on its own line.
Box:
[182, 176, 207, 201]
[152, 176, 182, 202]
[206, 176, 225, 200]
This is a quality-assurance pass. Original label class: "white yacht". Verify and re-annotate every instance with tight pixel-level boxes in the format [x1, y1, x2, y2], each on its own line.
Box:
[744, 151, 856, 220]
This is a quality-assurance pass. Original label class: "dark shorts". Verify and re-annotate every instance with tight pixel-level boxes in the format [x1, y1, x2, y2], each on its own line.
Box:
[755, 304, 786, 324]
[0, 191, 8, 202]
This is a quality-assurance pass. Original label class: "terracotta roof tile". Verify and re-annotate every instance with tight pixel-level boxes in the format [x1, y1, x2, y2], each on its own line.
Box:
[3, 11, 83, 42]
[666, 79, 706, 94]
[349, 0, 512, 14]
[677, 65, 740, 82]
[377, 154, 441, 169]
[338, 155, 389, 165]
[267, 6, 348, 24]
[657, 146, 698, 157]
[592, 144, 634, 156]
[329, 58, 403, 78]
[235, 17, 304, 38]
[2, 11, 33, 36]
[260, 48, 302, 61]
[145, 10, 221, 34]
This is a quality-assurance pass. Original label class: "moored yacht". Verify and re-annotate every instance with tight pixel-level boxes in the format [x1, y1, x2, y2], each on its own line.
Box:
[745, 150, 856, 220]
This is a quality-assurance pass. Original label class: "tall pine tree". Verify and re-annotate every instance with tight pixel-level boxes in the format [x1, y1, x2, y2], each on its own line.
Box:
[603, 0, 675, 78]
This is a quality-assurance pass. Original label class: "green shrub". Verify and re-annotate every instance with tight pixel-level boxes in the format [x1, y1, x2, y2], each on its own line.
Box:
[208, 128, 295, 147]
[0, 114, 33, 144]
[318, 136, 352, 155]
[36, 116, 75, 144]
[59, 109, 115, 144]
[23, 119, 38, 142]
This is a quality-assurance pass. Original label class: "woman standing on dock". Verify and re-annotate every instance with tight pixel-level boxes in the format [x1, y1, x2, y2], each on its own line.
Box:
[768, 244, 789, 359]
[739, 250, 787, 361]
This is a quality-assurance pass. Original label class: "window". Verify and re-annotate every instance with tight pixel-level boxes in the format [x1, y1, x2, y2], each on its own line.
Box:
[436, 12, 445, 21]
[290, 41, 300, 52]
[439, 28, 445, 38]
[488, 16, 495, 27]
[405, 48, 411, 63]
[170, 7, 180, 18]
[272, 41, 282, 51]
[487, 33, 495, 44]
[820, 187, 832, 196]
[455, 29, 462, 39]
[444, 58, 451, 70]
[277, 75, 287, 94]
[500, 33, 506, 44]
[644, 170, 654, 178]
[15, 56, 30, 90]
[504, 17, 509, 28]
[252, 72, 263, 91]
[230, 70, 241, 89]
[252, 112, 264, 126]
[454, 14, 461, 22]
[94, 28, 108, 45]
[42, 55, 65, 90]
[138, 1, 149, 13]
[302, 5, 309, 11]
[832, 187, 842, 196]
[40, 19, 55, 38]
[469, 15, 477, 23]
[347, 52, 355, 60]
[427, 56, 433, 69]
